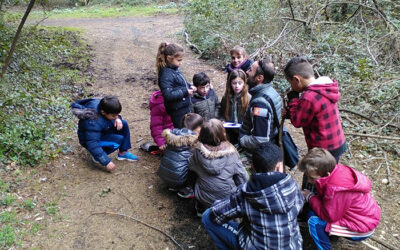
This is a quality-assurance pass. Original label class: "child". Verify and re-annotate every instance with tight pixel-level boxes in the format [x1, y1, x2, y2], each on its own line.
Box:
[157, 113, 203, 194]
[189, 119, 248, 213]
[191, 72, 220, 121]
[219, 69, 250, 144]
[299, 148, 381, 250]
[225, 46, 253, 74]
[156, 42, 196, 128]
[284, 56, 346, 162]
[71, 96, 138, 172]
[149, 90, 174, 153]
[201, 142, 304, 249]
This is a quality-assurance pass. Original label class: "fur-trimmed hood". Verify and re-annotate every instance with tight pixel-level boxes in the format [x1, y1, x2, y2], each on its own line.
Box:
[191, 141, 239, 176]
[70, 98, 100, 120]
[162, 128, 198, 147]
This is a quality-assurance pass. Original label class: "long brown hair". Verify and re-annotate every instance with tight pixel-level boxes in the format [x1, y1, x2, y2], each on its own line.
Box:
[198, 119, 227, 146]
[224, 69, 250, 121]
[155, 42, 184, 77]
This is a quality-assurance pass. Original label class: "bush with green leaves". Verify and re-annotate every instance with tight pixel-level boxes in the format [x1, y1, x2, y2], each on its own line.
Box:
[0, 23, 90, 166]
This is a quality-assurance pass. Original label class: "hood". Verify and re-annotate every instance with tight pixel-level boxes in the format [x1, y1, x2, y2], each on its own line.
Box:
[316, 164, 371, 197]
[306, 77, 340, 104]
[162, 128, 198, 147]
[70, 98, 100, 120]
[242, 173, 298, 214]
[192, 141, 238, 175]
[150, 90, 164, 107]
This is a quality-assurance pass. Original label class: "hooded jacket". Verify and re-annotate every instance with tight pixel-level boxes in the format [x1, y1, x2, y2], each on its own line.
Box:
[191, 88, 220, 121]
[158, 128, 198, 188]
[225, 59, 253, 73]
[210, 172, 304, 250]
[71, 98, 119, 166]
[288, 77, 346, 151]
[308, 164, 381, 235]
[189, 141, 248, 207]
[149, 90, 174, 147]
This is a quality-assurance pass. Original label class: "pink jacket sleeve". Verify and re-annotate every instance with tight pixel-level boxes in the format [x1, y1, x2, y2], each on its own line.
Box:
[309, 191, 352, 223]
[150, 102, 167, 147]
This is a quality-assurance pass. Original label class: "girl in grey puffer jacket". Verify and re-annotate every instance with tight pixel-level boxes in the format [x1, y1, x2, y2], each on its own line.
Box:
[190, 119, 248, 207]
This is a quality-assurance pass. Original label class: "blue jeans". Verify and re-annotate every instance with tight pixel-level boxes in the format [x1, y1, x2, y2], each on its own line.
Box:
[100, 119, 131, 154]
[307, 211, 370, 250]
[201, 209, 239, 250]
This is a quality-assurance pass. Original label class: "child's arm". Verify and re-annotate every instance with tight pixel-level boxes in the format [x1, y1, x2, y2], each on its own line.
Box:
[159, 72, 189, 101]
[83, 120, 111, 166]
[209, 190, 244, 225]
[233, 162, 249, 186]
[307, 191, 352, 223]
[288, 97, 315, 127]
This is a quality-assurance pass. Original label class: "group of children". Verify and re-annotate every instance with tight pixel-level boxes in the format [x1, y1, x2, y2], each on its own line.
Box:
[71, 42, 381, 249]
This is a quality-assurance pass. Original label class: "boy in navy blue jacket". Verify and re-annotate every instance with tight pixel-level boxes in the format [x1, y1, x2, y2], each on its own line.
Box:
[71, 96, 138, 172]
[202, 142, 304, 249]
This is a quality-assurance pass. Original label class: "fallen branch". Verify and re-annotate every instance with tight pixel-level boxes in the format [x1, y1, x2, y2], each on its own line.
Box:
[339, 108, 378, 124]
[384, 152, 391, 185]
[90, 211, 184, 250]
[344, 132, 400, 140]
[184, 31, 202, 55]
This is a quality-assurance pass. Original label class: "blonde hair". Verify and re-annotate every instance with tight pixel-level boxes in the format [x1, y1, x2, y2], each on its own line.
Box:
[230, 45, 248, 58]
[224, 69, 250, 121]
[155, 42, 184, 77]
[298, 148, 336, 176]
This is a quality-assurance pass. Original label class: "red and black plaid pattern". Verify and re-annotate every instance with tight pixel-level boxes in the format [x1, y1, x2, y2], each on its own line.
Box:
[288, 81, 346, 150]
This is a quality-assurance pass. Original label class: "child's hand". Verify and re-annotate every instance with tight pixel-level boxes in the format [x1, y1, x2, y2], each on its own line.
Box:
[105, 161, 116, 172]
[188, 86, 197, 95]
[301, 189, 311, 199]
[114, 118, 123, 130]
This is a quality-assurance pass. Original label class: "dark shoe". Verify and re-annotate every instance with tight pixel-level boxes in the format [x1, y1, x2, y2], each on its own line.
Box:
[195, 200, 206, 218]
[177, 186, 194, 199]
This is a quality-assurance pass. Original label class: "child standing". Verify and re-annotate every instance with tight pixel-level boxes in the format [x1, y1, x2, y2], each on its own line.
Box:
[157, 113, 203, 193]
[201, 142, 304, 250]
[284, 56, 346, 162]
[149, 90, 174, 153]
[191, 72, 220, 121]
[299, 148, 381, 250]
[189, 119, 248, 212]
[156, 42, 196, 128]
[225, 46, 253, 74]
[71, 96, 138, 172]
[219, 69, 250, 144]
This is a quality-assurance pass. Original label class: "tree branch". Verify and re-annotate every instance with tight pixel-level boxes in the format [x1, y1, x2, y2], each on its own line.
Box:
[344, 133, 400, 141]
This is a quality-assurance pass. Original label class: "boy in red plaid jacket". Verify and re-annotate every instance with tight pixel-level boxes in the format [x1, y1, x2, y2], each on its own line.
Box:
[283, 56, 346, 163]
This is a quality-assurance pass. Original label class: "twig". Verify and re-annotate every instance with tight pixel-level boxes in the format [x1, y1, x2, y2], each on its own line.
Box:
[90, 211, 184, 250]
[339, 108, 378, 125]
[360, 9, 379, 65]
[345, 132, 400, 140]
[373, 163, 382, 175]
[361, 240, 379, 250]
[341, 114, 358, 127]
[378, 110, 400, 132]
[370, 235, 397, 250]
[383, 152, 390, 185]
[287, 0, 295, 19]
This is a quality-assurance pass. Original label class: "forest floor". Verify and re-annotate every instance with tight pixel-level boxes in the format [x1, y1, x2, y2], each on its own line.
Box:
[15, 14, 398, 249]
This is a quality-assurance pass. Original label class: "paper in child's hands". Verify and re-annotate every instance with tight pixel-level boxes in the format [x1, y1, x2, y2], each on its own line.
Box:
[223, 122, 241, 128]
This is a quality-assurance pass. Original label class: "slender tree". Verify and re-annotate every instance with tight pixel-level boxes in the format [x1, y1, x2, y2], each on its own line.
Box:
[0, 0, 36, 78]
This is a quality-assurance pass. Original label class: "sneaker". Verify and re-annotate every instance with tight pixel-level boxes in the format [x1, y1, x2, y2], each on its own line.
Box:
[91, 156, 101, 165]
[116, 152, 138, 161]
[195, 201, 205, 218]
[177, 186, 194, 199]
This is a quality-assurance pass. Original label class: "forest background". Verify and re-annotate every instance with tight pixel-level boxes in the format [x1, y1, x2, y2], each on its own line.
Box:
[0, 0, 399, 248]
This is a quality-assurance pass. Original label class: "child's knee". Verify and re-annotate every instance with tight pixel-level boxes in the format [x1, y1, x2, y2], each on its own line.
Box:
[201, 208, 212, 227]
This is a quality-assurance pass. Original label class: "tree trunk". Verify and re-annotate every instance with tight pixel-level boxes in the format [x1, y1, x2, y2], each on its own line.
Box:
[0, 0, 36, 78]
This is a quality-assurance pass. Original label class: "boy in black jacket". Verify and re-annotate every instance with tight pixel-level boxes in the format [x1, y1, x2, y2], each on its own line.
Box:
[191, 72, 219, 121]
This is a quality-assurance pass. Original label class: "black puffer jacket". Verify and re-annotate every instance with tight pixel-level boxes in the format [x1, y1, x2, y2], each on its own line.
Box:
[158, 128, 198, 188]
[191, 89, 219, 121]
[158, 64, 192, 118]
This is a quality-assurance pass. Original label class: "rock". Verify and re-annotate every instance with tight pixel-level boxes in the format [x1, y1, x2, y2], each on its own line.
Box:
[381, 178, 389, 184]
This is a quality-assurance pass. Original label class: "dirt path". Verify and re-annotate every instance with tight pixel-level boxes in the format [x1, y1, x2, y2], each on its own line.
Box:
[24, 15, 229, 249]
[22, 14, 396, 250]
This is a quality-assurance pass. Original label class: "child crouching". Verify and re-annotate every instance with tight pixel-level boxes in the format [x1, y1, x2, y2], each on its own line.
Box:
[190, 119, 248, 215]
[157, 113, 203, 194]
[299, 148, 381, 250]
[201, 142, 303, 249]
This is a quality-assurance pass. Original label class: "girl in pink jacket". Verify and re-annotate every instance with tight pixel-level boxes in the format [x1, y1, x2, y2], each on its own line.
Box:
[299, 148, 380, 250]
[149, 90, 174, 152]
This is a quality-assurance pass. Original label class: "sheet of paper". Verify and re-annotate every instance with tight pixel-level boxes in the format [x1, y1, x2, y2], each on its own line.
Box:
[223, 122, 241, 128]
